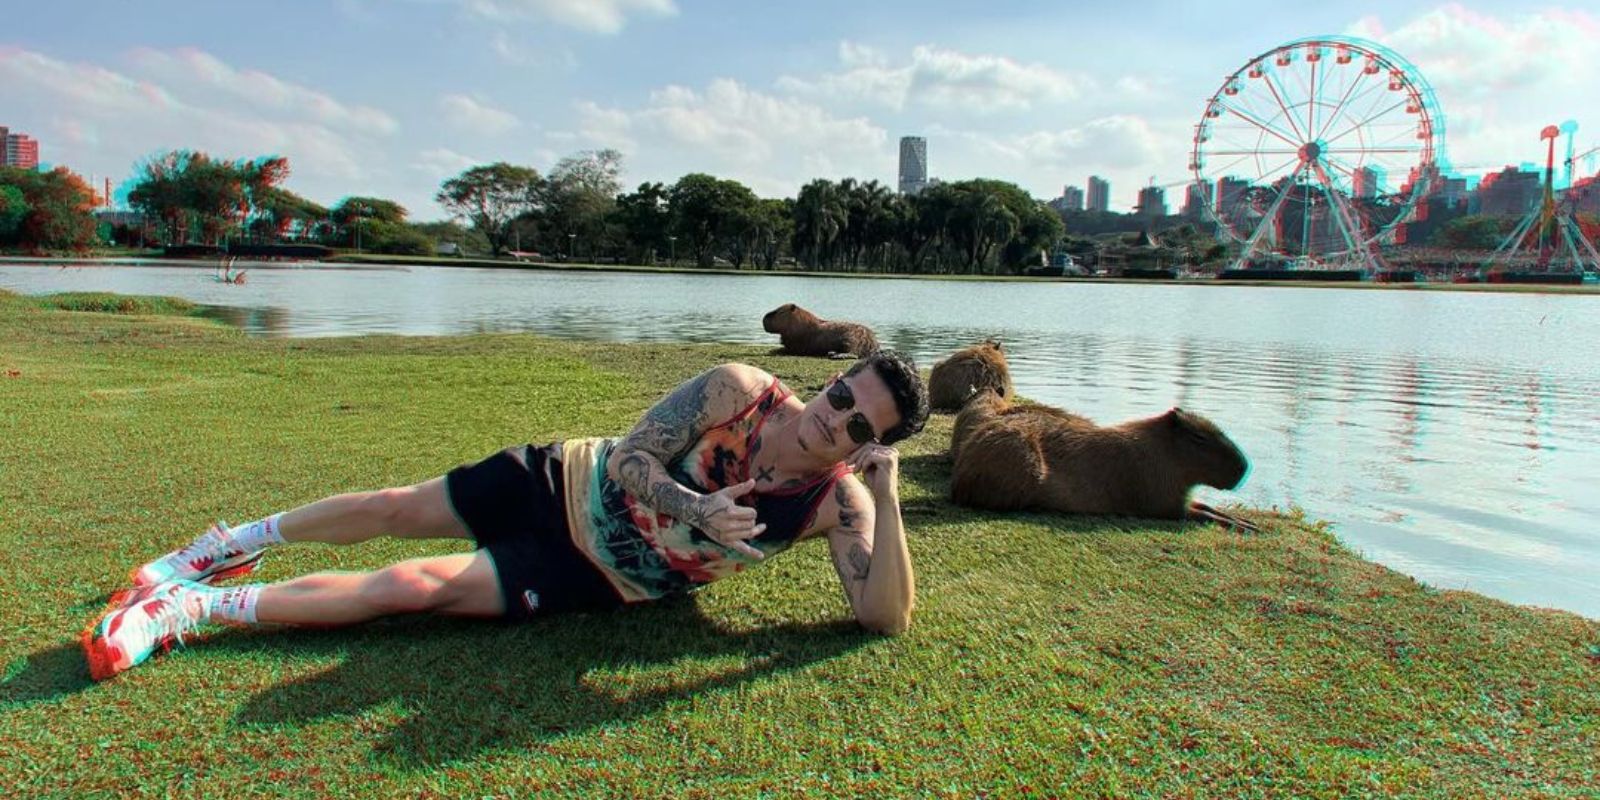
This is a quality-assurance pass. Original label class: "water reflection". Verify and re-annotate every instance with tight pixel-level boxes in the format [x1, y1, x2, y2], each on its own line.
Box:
[2, 263, 1597, 617]
[199, 304, 291, 336]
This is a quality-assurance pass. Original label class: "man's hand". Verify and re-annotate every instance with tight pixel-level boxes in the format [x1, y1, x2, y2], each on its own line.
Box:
[692, 479, 767, 559]
[844, 444, 900, 498]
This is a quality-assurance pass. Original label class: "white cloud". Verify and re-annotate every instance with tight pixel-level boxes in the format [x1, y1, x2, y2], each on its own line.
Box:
[462, 0, 676, 34]
[439, 94, 520, 135]
[1347, 5, 1600, 181]
[565, 79, 889, 197]
[489, 31, 578, 69]
[916, 115, 1176, 208]
[414, 147, 481, 178]
[127, 47, 396, 136]
[778, 42, 1092, 114]
[0, 46, 396, 208]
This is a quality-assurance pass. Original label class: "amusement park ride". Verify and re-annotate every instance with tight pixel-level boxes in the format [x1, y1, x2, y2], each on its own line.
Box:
[1188, 35, 1597, 281]
[1192, 36, 1439, 275]
[1480, 128, 1600, 281]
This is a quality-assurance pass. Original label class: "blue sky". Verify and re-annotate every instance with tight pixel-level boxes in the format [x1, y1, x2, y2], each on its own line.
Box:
[5, 1, 1596, 218]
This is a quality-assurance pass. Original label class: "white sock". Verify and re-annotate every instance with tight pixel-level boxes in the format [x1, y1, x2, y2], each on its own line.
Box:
[227, 514, 286, 553]
[198, 584, 262, 624]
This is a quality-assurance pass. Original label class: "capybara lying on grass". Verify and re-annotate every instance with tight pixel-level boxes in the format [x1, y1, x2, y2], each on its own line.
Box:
[950, 390, 1255, 530]
[762, 303, 879, 358]
[928, 339, 1014, 413]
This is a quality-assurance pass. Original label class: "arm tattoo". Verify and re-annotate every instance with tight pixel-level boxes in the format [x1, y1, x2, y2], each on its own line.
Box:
[612, 367, 753, 530]
[834, 481, 860, 531]
[847, 542, 871, 582]
[619, 369, 716, 460]
[616, 452, 710, 530]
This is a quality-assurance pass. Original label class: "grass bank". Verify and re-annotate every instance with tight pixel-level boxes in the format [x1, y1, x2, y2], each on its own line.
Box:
[1, 290, 1596, 798]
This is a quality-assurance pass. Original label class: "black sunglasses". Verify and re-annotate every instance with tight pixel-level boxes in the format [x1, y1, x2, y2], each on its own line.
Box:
[825, 380, 879, 446]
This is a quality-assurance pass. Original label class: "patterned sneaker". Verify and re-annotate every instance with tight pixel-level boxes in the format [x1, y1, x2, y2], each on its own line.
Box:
[81, 581, 208, 681]
[132, 522, 263, 587]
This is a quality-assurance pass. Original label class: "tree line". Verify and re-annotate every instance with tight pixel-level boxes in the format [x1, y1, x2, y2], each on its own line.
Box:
[8, 147, 1077, 274]
[11, 146, 1591, 272]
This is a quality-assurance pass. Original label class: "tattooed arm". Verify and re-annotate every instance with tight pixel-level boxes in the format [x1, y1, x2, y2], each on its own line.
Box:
[826, 470, 915, 635]
[606, 363, 771, 558]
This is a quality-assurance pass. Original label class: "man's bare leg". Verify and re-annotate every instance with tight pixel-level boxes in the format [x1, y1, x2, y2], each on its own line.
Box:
[276, 476, 469, 545]
[135, 477, 470, 587]
[254, 551, 505, 625]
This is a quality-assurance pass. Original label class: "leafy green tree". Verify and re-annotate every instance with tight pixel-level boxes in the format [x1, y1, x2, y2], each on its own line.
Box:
[1431, 214, 1510, 251]
[612, 181, 672, 264]
[748, 197, 794, 270]
[667, 173, 758, 267]
[540, 149, 623, 257]
[436, 163, 542, 256]
[360, 219, 434, 256]
[794, 179, 846, 269]
[331, 196, 407, 226]
[329, 197, 409, 250]
[247, 187, 326, 241]
[127, 151, 290, 245]
[0, 184, 28, 244]
[0, 167, 98, 251]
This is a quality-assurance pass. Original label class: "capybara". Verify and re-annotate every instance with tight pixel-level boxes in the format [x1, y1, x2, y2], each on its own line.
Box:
[762, 303, 879, 358]
[928, 339, 1014, 413]
[950, 395, 1254, 529]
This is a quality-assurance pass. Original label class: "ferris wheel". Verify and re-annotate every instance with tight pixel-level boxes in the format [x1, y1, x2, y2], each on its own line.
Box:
[1191, 36, 1443, 271]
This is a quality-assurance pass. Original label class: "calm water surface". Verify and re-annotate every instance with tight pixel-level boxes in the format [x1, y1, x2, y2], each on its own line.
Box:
[5, 261, 1597, 618]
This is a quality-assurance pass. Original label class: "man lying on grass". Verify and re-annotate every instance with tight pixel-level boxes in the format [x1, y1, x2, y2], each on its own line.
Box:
[84, 351, 930, 680]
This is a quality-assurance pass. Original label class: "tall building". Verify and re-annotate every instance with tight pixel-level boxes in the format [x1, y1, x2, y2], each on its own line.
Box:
[1062, 185, 1084, 211]
[898, 136, 927, 195]
[1475, 166, 1543, 216]
[1, 126, 40, 169]
[1352, 166, 1381, 199]
[1181, 180, 1212, 218]
[1136, 185, 1168, 218]
[1086, 176, 1110, 212]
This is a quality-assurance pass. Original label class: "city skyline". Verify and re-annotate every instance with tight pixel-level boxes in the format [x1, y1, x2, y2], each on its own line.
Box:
[4, 2, 1597, 219]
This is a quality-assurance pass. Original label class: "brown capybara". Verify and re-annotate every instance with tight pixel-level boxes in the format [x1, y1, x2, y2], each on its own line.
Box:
[762, 303, 879, 358]
[928, 339, 1015, 412]
[950, 387, 1089, 463]
[950, 394, 1253, 528]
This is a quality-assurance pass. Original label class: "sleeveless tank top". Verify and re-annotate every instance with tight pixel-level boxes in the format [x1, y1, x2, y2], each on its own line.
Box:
[561, 379, 849, 603]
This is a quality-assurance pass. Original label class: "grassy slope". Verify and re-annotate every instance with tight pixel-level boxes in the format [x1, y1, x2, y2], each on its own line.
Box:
[0, 290, 1596, 799]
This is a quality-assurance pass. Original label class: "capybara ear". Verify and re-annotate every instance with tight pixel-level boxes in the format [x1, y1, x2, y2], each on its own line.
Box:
[1165, 407, 1182, 425]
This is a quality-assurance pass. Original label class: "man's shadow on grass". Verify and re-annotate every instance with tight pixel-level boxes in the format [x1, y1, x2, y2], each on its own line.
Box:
[0, 640, 96, 707]
[215, 597, 873, 766]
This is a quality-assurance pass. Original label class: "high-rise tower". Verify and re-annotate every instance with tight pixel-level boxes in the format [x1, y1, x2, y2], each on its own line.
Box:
[1086, 175, 1110, 212]
[898, 136, 928, 195]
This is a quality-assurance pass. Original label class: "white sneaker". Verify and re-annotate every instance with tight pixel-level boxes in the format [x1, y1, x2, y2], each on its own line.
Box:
[82, 581, 208, 681]
[132, 522, 263, 587]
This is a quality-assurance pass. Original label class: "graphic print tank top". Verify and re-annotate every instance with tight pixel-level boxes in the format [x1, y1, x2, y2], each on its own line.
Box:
[561, 379, 849, 603]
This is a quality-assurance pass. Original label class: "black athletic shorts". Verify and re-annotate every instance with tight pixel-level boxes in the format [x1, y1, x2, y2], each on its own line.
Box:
[445, 443, 623, 621]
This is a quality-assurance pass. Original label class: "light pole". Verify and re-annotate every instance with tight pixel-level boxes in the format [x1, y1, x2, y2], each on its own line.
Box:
[668, 235, 677, 267]
[568, 233, 577, 262]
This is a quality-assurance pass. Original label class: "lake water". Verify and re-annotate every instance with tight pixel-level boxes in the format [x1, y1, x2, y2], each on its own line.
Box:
[4, 261, 1597, 618]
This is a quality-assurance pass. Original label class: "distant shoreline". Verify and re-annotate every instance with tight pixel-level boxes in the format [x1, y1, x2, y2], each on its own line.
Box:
[4, 253, 1597, 295]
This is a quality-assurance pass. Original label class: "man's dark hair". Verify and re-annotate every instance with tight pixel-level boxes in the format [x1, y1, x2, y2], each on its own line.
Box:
[845, 349, 929, 445]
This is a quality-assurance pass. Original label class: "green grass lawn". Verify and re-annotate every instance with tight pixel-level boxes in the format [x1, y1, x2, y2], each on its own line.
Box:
[1, 289, 1596, 798]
